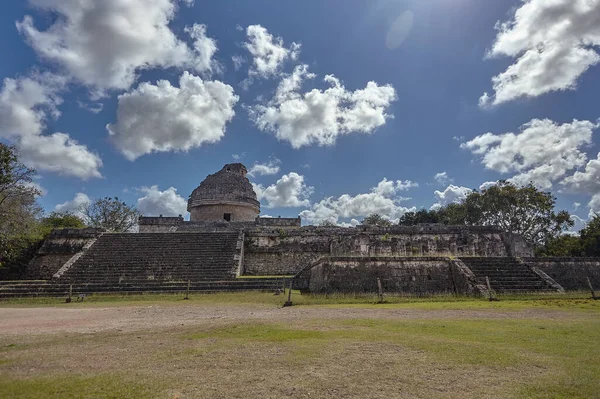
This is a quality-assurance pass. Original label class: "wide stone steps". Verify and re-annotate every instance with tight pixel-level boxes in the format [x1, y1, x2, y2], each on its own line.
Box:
[58, 232, 241, 285]
[0, 278, 286, 298]
[459, 257, 556, 293]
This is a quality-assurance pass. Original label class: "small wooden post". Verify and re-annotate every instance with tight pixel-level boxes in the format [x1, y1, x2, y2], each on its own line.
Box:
[184, 280, 190, 300]
[485, 276, 497, 301]
[377, 278, 384, 303]
[587, 277, 597, 300]
[66, 284, 72, 303]
[283, 280, 293, 307]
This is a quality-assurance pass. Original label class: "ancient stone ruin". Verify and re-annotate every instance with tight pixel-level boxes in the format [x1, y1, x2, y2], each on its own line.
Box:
[2, 163, 599, 298]
[187, 163, 260, 223]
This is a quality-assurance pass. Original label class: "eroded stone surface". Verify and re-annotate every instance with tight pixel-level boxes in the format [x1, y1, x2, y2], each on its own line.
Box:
[188, 163, 260, 223]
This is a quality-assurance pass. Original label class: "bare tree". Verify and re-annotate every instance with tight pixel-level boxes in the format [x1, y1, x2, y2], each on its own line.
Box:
[80, 197, 141, 232]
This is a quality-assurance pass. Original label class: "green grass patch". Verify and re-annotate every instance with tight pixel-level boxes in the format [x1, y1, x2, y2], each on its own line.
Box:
[0, 374, 160, 399]
[183, 316, 600, 396]
[0, 342, 27, 353]
[1, 299, 599, 397]
[1, 290, 598, 311]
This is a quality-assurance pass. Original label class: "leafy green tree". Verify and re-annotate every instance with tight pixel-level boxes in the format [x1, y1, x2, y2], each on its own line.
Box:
[0, 144, 44, 273]
[437, 203, 468, 225]
[399, 181, 571, 247]
[536, 235, 583, 257]
[462, 181, 572, 246]
[39, 212, 86, 235]
[0, 144, 42, 230]
[580, 214, 600, 257]
[398, 204, 468, 226]
[362, 214, 392, 227]
[80, 197, 141, 232]
[398, 209, 441, 225]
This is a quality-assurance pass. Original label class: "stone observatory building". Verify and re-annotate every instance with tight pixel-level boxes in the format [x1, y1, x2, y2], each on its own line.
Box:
[187, 163, 260, 222]
[10, 162, 600, 298]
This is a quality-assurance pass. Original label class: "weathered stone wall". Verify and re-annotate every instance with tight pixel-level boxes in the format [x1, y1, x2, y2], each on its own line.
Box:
[189, 203, 259, 223]
[244, 251, 323, 275]
[242, 225, 532, 276]
[308, 257, 479, 295]
[25, 228, 104, 279]
[243, 231, 328, 275]
[139, 216, 184, 233]
[331, 231, 508, 257]
[502, 233, 535, 257]
[176, 221, 256, 232]
[139, 217, 301, 233]
[523, 258, 600, 291]
[256, 217, 301, 228]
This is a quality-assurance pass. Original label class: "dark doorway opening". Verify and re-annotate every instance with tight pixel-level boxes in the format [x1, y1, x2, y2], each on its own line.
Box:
[223, 213, 231, 221]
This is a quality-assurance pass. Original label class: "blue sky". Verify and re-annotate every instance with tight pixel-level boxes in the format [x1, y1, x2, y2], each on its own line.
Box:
[1, 0, 599, 227]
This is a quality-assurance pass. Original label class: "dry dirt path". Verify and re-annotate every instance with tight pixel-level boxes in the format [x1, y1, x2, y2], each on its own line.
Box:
[0, 303, 579, 336]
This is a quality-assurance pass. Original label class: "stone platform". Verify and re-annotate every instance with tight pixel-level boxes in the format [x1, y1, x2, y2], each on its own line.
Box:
[3, 224, 599, 298]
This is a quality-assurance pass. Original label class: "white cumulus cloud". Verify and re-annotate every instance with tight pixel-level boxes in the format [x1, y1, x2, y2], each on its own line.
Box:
[249, 64, 397, 148]
[300, 178, 416, 225]
[480, 0, 600, 106]
[561, 153, 600, 218]
[0, 74, 102, 179]
[461, 119, 597, 189]
[185, 23, 221, 76]
[17, 0, 217, 92]
[247, 158, 281, 177]
[0, 73, 64, 138]
[589, 194, 600, 218]
[338, 219, 361, 228]
[561, 152, 600, 194]
[19, 133, 103, 180]
[54, 192, 91, 218]
[479, 181, 498, 191]
[373, 178, 417, 196]
[253, 172, 313, 208]
[137, 185, 188, 217]
[434, 172, 452, 185]
[107, 72, 238, 160]
[431, 185, 472, 210]
[244, 25, 300, 80]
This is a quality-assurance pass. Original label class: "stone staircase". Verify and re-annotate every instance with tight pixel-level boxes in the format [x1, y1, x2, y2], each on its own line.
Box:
[59, 232, 241, 284]
[0, 279, 286, 298]
[459, 257, 557, 293]
[0, 232, 286, 298]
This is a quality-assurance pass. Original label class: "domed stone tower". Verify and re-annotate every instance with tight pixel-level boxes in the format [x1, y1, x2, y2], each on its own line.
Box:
[187, 163, 260, 222]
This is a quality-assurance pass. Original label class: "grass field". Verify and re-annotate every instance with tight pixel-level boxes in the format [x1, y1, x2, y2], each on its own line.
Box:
[0, 292, 599, 398]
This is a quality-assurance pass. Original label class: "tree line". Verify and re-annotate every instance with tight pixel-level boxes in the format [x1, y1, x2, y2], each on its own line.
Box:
[359, 180, 599, 257]
[0, 144, 141, 277]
